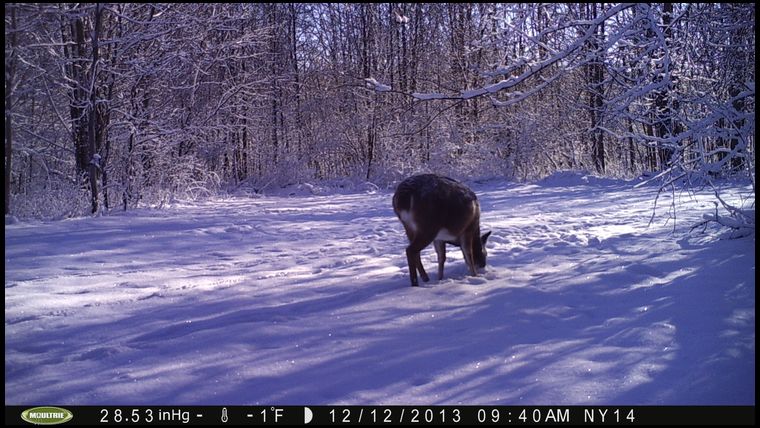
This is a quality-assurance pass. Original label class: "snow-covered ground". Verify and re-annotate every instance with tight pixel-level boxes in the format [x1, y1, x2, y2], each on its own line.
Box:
[5, 173, 755, 405]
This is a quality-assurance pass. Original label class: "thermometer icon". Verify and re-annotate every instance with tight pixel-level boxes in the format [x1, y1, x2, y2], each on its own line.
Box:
[221, 407, 228, 423]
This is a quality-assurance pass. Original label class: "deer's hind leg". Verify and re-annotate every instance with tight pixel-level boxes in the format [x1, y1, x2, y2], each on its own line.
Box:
[405, 229, 436, 286]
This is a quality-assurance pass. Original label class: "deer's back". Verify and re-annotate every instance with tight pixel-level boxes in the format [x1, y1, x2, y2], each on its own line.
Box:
[393, 174, 480, 235]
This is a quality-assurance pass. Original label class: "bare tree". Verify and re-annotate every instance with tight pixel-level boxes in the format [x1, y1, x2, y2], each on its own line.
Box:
[5, 3, 754, 223]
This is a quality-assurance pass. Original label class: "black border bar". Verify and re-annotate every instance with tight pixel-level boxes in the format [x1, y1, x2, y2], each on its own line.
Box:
[4, 406, 755, 426]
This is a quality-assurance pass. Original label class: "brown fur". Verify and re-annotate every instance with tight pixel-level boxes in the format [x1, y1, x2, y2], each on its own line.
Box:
[393, 174, 491, 286]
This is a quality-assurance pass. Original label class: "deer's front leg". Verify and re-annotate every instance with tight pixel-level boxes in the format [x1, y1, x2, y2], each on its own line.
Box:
[434, 240, 446, 280]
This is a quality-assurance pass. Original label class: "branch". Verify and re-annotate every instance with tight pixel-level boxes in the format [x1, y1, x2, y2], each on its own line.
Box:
[367, 3, 638, 104]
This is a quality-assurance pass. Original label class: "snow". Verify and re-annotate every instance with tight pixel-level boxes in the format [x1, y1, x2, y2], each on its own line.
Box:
[412, 92, 448, 101]
[5, 173, 754, 405]
[365, 77, 391, 92]
[461, 88, 488, 99]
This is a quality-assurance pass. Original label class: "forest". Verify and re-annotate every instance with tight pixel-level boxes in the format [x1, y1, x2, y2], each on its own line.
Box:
[5, 3, 756, 407]
[4, 3, 755, 219]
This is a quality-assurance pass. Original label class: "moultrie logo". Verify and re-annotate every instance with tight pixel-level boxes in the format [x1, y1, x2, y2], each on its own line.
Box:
[20, 407, 73, 425]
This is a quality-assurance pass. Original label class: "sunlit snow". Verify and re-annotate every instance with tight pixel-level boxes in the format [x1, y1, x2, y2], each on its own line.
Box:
[5, 173, 754, 405]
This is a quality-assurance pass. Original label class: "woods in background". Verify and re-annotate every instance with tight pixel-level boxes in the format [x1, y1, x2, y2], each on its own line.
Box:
[4, 3, 755, 218]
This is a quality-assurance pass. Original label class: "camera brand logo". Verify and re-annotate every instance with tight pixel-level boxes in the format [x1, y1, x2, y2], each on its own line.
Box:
[20, 407, 73, 425]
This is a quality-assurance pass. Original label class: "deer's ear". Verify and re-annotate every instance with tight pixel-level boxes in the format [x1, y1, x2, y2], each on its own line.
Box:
[481, 231, 492, 244]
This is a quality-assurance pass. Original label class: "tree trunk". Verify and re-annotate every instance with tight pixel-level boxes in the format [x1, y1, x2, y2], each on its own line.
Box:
[67, 7, 90, 179]
[87, 4, 103, 214]
[587, 3, 605, 174]
[5, 6, 17, 215]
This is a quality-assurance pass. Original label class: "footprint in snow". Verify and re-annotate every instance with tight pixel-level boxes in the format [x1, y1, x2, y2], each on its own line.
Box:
[466, 276, 488, 285]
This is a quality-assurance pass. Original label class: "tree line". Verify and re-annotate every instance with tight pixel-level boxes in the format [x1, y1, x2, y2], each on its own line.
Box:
[4, 3, 755, 218]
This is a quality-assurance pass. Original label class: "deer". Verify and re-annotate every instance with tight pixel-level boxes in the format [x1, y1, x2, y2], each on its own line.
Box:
[393, 174, 491, 287]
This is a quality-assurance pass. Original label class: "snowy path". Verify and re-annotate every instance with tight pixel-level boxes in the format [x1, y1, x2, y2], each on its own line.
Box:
[5, 175, 755, 405]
